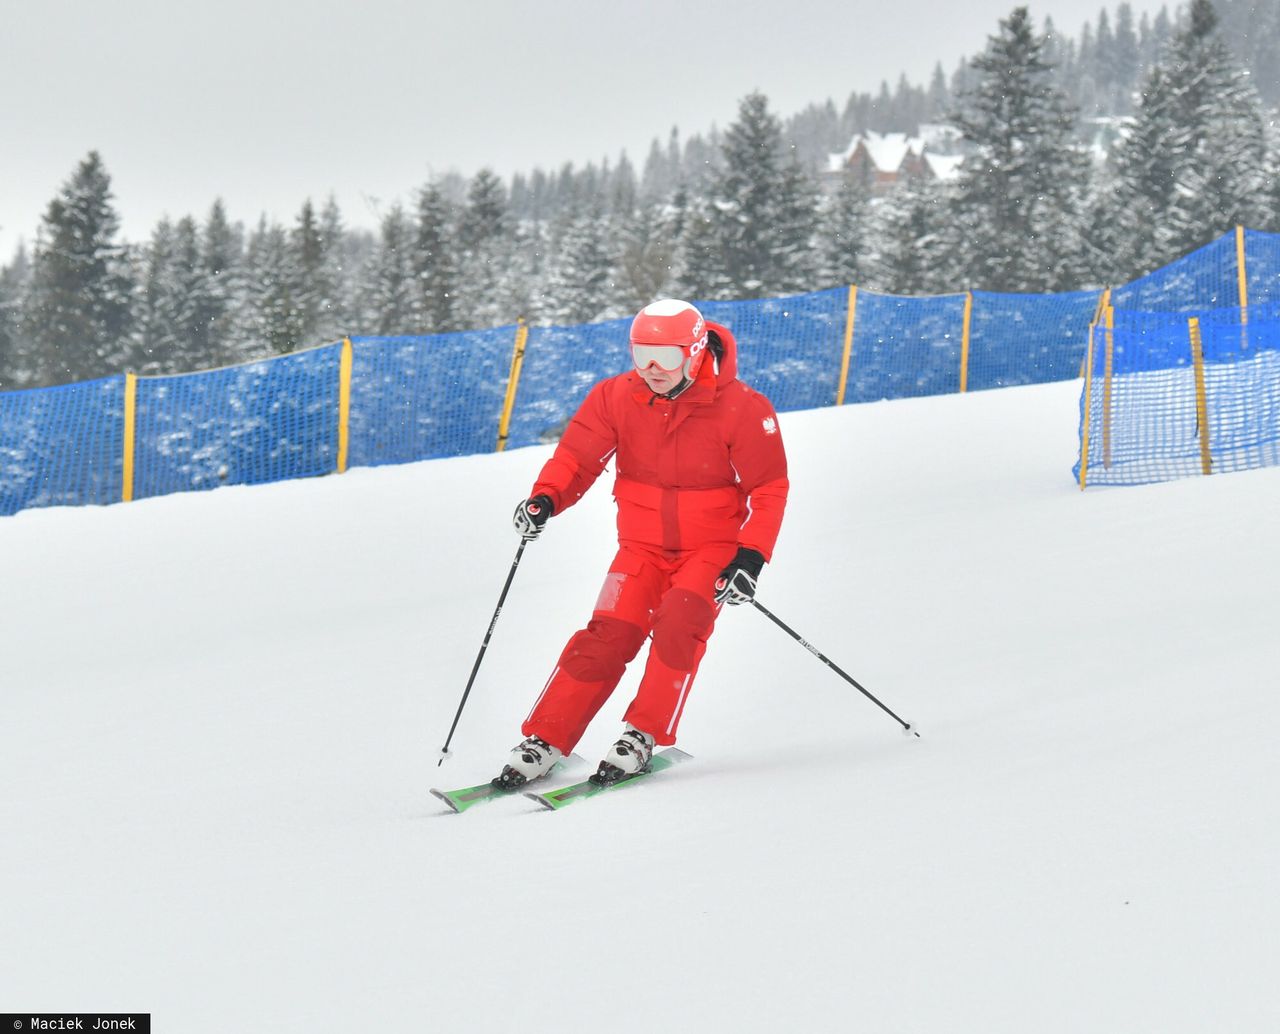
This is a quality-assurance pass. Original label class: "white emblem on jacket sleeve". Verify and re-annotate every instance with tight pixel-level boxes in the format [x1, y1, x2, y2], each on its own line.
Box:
[762, 416, 778, 435]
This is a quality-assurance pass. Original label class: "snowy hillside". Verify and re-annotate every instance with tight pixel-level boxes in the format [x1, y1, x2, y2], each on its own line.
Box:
[2, 379, 1278, 1033]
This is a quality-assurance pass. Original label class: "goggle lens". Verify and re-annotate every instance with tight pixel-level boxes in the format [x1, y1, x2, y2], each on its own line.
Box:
[631, 343, 686, 372]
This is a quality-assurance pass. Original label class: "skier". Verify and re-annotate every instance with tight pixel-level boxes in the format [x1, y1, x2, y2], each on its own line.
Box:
[496, 299, 789, 788]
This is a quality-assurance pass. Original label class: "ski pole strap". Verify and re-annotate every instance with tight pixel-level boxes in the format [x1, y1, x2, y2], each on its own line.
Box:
[749, 598, 920, 737]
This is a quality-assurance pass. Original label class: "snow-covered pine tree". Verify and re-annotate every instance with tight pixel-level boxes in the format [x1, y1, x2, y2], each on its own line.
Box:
[22, 151, 135, 385]
[870, 179, 949, 295]
[1103, 0, 1269, 278]
[1265, 130, 1280, 234]
[1166, 0, 1269, 255]
[927, 63, 950, 119]
[498, 218, 547, 325]
[1041, 16, 1069, 100]
[611, 199, 684, 314]
[1111, 3, 1141, 114]
[412, 182, 459, 334]
[889, 74, 928, 133]
[197, 199, 243, 365]
[946, 6, 1091, 292]
[525, 169, 552, 223]
[458, 169, 508, 252]
[509, 174, 530, 221]
[136, 216, 209, 374]
[783, 99, 843, 170]
[1093, 9, 1118, 115]
[640, 137, 672, 205]
[949, 57, 974, 109]
[456, 169, 513, 329]
[0, 244, 30, 388]
[0, 246, 27, 389]
[695, 91, 819, 299]
[1215, 0, 1280, 108]
[543, 205, 614, 325]
[681, 128, 724, 197]
[364, 204, 415, 335]
[136, 217, 175, 372]
[239, 218, 304, 357]
[611, 153, 638, 220]
[317, 198, 357, 336]
[871, 80, 894, 133]
[1147, 7, 1175, 68]
[819, 171, 871, 289]
[291, 199, 344, 347]
[774, 153, 821, 294]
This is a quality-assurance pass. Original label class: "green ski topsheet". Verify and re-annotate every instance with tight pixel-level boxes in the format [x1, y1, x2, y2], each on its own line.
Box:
[431, 753, 587, 813]
[524, 747, 694, 811]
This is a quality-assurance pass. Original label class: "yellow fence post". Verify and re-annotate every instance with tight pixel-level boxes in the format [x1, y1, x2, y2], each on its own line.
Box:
[337, 337, 353, 473]
[1188, 317, 1213, 476]
[835, 285, 858, 406]
[1235, 224, 1249, 313]
[959, 290, 973, 393]
[1081, 287, 1110, 378]
[1236, 224, 1250, 356]
[1103, 306, 1115, 469]
[1078, 322, 1097, 490]
[496, 318, 529, 453]
[122, 372, 137, 502]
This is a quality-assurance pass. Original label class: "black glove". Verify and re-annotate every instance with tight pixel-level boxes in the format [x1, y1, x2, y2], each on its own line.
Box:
[714, 547, 765, 606]
[513, 494, 555, 540]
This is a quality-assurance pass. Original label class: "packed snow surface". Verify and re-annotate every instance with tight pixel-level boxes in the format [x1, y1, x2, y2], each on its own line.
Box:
[3, 380, 1278, 1032]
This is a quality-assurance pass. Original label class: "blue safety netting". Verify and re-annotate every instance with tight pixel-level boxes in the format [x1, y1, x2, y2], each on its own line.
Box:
[1075, 252, 1280, 486]
[1242, 228, 1280, 305]
[699, 289, 849, 412]
[5, 228, 1280, 516]
[347, 328, 514, 464]
[1074, 307, 1280, 486]
[504, 318, 632, 450]
[846, 291, 967, 401]
[132, 345, 342, 499]
[0, 376, 124, 514]
[967, 289, 1102, 390]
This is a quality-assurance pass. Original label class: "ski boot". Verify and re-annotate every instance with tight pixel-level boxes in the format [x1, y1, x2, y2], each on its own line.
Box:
[492, 735, 564, 791]
[590, 725, 655, 786]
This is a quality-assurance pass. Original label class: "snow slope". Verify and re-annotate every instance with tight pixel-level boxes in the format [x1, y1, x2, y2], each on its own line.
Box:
[2, 379, 1278, 1033]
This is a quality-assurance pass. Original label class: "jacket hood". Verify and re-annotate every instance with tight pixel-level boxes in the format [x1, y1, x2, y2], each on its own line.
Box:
[704, 320, 737, 386]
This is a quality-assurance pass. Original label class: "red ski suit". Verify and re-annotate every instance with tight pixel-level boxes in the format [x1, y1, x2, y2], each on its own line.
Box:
[522, 321, 789, 753]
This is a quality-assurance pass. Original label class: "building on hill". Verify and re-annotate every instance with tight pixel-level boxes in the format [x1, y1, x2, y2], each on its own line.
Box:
[824, 124, 964, 194]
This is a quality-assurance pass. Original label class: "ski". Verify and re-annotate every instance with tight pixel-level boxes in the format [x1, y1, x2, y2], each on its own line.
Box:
[431, 753, 585, 813]
[525, 747, 693, 811]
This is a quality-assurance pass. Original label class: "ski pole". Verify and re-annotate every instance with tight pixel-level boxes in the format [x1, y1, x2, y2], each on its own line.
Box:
[750, 598, 920, 738]
[437, 538, 529, 765]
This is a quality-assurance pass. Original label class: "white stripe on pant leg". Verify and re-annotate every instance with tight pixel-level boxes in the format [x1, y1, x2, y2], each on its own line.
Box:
[665, 672, 694, 737]
[525, 666, 560, 725]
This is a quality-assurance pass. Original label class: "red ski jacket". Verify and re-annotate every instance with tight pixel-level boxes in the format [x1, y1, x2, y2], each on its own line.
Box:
[530, 321, 789, 560]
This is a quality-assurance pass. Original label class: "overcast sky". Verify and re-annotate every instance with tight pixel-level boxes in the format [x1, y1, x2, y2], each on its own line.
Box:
[1, 0, 1175, 259]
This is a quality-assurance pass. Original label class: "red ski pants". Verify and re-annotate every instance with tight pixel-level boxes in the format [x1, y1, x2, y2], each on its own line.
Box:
[522, 541, 737, 754]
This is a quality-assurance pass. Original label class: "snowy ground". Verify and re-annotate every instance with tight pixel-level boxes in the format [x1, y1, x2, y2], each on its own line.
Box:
[2, 379, 1278, 1033]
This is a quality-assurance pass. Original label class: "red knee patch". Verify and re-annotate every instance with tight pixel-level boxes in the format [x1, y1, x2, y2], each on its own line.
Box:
[561, 616, 648, 682]
[650, 589, 716, 670]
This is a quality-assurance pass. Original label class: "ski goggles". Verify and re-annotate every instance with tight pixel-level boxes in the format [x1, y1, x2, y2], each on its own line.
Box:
[631, 343, 687, 372]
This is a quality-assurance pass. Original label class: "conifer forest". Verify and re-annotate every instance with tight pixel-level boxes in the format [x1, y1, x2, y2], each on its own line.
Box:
[3, 0, 1279, 390]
